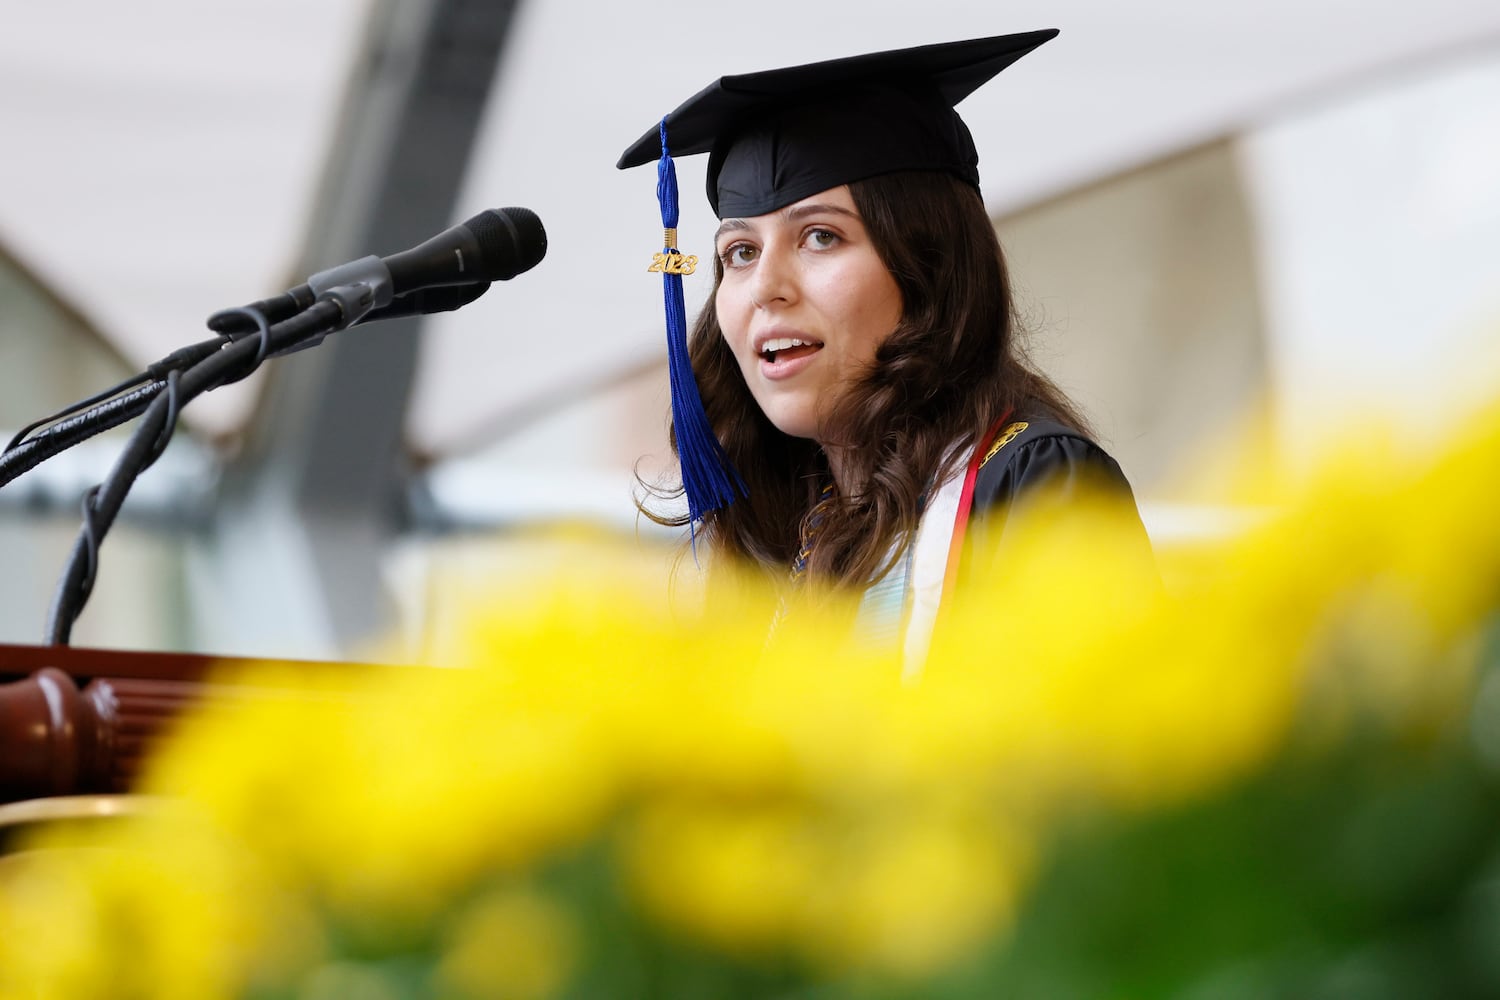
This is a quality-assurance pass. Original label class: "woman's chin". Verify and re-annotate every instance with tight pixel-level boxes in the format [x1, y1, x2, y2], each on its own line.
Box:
[763, 411, 821, 442]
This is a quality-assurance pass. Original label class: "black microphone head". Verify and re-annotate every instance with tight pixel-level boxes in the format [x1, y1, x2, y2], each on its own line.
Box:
[466, 207, 547, 280]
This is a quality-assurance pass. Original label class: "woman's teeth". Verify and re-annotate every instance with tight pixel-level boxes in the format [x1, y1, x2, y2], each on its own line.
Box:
[761, 337, 820, 361]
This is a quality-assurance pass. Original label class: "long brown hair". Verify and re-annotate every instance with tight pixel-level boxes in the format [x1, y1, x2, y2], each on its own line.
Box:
[640, 171, 1087, 588]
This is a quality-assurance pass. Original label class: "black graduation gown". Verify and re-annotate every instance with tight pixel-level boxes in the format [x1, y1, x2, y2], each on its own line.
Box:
[958, 414, 1157, 590]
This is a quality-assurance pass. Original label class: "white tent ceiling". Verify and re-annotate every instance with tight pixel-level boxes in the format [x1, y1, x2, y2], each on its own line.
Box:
[3, 0, 1499, 454]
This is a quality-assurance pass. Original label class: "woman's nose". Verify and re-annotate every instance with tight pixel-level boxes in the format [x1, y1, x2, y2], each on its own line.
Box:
[749, 245, 796, 308]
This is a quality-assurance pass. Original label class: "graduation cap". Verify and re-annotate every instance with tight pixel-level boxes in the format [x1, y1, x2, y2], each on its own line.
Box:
[617, 30, 1060, 526]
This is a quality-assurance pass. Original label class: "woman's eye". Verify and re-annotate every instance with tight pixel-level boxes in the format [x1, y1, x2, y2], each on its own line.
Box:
[721, 244, 757, 267]
[807, 229, 839, 249]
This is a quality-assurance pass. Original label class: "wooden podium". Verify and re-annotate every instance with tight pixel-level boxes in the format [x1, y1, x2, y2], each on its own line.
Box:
[0, 642, 358, 805]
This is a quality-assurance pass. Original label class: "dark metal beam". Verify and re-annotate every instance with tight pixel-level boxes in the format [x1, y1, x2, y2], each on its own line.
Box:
[208, 0, 523, 655]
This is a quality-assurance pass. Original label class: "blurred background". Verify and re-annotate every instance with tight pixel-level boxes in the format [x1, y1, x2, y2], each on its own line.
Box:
[1, 0, 1497, 661]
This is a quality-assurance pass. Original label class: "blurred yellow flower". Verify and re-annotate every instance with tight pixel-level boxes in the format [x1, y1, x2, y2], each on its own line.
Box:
[434, 886, 577, 1000]
[0, 809, 318, 1000]
[1, 396, 1498, 996]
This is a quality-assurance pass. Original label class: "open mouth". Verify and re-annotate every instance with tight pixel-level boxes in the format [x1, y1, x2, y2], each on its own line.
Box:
[760, 336, 824, 364]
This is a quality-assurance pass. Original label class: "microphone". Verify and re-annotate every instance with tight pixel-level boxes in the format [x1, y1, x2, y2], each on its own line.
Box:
[353, 281, 492, 325]
[384, 207, 545, 287]
[208, 207, 546, 334]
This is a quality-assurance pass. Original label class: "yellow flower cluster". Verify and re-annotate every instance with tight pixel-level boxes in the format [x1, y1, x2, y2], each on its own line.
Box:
[1, 396, 1498, 998]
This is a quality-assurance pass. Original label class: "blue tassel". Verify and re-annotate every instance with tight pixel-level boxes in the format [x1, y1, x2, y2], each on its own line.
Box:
[656, 118, 745, 525]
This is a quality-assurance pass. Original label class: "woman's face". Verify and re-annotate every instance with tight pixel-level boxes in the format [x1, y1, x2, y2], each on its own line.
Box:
[713, 185, 903, 445]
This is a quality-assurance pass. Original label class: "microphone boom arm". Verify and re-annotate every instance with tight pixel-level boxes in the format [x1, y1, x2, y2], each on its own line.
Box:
[44, 295, 356, 644]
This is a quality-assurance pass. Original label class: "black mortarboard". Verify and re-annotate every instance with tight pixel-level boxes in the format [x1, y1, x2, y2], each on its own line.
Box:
[617, 31, 1059, 528]
[617, 29, 1059, 218]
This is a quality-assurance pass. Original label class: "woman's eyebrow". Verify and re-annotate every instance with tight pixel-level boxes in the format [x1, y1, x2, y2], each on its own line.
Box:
[714, 203, 860, 244]
[714, 218, 751, 244]
[781, 203, 860, 223]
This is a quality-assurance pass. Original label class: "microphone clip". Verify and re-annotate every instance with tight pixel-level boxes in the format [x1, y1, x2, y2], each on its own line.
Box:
[307, 255, 394, 317]
[265, 256, 396, 355]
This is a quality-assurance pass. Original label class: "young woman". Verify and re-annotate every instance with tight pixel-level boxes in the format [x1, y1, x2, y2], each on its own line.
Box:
[619, 31, 1152, 660]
